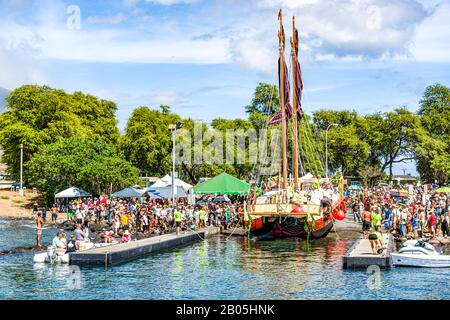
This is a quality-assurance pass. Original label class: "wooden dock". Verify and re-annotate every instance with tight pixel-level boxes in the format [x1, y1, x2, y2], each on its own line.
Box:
[343, 234, 393, 269]
[70, 227, 220, 267]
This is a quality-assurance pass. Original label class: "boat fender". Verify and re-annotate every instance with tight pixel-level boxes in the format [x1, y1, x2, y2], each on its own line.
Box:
[333, 209, 345, 221]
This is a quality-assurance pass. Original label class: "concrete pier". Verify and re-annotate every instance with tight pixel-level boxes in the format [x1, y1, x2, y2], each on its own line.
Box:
[70, 227, 220, 267]
[343, 234, 393, 269]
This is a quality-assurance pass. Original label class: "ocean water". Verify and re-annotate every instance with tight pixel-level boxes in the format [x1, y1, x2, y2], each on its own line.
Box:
[0, 217, 449, 300]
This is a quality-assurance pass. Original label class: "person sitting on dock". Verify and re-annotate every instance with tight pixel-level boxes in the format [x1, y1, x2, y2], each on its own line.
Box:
[66, 234, 77, 253]
[74, 224, 86, 251]
[52, 232, 67, 256]
[122, 230, 131, 243]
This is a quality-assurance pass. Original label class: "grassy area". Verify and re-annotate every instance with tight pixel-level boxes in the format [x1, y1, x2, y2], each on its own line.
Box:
[12, 199, 24, 204]
[0, 196, 9, 200]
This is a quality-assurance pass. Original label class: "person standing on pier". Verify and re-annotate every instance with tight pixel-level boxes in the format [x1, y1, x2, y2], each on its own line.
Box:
[174, 208, 183, 235]
[352, 200, 362, 223]
[362, 209, 371, 239]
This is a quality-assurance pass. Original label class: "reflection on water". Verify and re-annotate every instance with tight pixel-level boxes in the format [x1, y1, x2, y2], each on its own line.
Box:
[0, 218, 449, 300]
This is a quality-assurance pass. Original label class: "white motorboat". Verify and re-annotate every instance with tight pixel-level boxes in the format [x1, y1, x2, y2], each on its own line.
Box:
[33, 247, 69, 264]
[33, 241, 95, 264]
[402, 239, 436, 251]
[392, 240, 450, 268]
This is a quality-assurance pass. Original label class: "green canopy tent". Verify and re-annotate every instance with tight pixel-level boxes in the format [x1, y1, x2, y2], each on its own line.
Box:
[194, 172, 250, 195]
[435, 187, 450, 193]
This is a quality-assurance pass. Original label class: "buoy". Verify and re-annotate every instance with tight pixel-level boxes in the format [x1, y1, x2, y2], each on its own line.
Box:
[291, 206, 304, 214]
[333, 209, 345, 221]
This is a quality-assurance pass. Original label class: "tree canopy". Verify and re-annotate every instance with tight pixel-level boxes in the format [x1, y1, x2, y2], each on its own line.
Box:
[0, 85, 119, 180]
[26, 137, 139, 203]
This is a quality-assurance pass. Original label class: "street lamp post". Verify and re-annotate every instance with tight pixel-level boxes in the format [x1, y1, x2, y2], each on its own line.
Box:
[19, 143, 23, 196]
[325, 124, 338, 178]
[169, 122, 183, 209]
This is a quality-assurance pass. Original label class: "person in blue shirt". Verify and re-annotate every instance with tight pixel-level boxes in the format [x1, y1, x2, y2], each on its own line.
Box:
[383, 205, 392, 233]
[412, 213, 419, 240]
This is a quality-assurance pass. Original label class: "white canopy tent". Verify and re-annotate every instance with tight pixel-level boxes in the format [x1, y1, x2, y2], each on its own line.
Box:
[55, 187, 92, 199]
[150, 175, 194, 204]
[299, 173, 319, 184]
[151, 175, 193, 190]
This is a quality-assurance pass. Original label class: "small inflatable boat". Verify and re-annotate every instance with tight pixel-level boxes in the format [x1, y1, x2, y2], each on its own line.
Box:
[33, 241, 95, 264]
[33, 247, 69, 264]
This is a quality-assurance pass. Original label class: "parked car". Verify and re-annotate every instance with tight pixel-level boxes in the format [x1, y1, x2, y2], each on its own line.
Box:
[349, 181, 363, 190]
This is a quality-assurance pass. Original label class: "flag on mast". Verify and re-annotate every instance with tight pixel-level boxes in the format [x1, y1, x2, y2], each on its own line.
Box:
[268, 51, 292, 126]
[292, 24, 304, 120]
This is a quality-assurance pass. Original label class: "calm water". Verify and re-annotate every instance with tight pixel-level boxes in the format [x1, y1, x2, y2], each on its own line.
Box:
[0, 218, 449, 300]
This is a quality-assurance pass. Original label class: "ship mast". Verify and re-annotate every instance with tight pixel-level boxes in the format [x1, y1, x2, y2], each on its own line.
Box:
[291, 16, 299, 192]
[278, 9, 288, 192]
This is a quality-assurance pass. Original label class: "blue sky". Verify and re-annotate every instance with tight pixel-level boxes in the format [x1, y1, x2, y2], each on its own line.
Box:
[1, 0, 450, 176]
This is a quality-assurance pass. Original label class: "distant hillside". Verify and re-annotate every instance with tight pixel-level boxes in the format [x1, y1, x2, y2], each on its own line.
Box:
[0, 87, 9, 112]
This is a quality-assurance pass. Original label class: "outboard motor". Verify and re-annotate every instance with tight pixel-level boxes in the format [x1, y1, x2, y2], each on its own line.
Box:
[46, 246, 55, 263]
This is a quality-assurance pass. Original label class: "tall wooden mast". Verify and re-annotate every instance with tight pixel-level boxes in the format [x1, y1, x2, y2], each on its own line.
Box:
[278, 9, 288, 191]
[291, 16, 299, 192]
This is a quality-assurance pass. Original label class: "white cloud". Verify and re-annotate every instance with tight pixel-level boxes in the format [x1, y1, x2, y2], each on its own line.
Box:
[230, 38, 277, 75]
[0, 24, 45, 89]
[0, 0, 447, 80]
[410, 1, 450, 61]
[0, 18, 231, 65]
[223, 0, 432, 74]
[263, 0, 426, 56]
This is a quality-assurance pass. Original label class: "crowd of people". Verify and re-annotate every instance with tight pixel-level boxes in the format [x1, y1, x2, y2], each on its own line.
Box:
[349, 185, 450, 247]
[34, 195, 244, 251]
[34, 183, 450, 255]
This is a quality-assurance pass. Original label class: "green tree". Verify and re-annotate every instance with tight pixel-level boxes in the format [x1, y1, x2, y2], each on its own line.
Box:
[326, 125, 370, 176]
[245, 83, 279, 114]
[359, 109, 421, 178]
[416, 84, 450, 183]
[313, 110, 359, 131]
[177, 119, 237, 183]
[419, 83, 450, 138]
[121, 106, 181, 177]
[26, 137, 139, 204]
[0, 85, 119, 180]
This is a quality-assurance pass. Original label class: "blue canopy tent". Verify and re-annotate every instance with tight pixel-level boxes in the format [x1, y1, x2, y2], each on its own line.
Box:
[111, 187, 148, 198]
[146, 186, 187, 199]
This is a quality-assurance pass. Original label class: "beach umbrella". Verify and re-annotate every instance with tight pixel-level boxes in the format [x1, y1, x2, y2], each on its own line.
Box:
[435, 187, 450, 193]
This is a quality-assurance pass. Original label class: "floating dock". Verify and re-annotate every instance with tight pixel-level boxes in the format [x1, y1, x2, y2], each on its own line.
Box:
[343, 234, 393, 269]
[70, 227, 220, 267]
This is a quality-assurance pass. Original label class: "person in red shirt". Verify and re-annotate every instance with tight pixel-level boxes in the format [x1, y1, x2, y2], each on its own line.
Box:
[428, 212, 436, 238]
